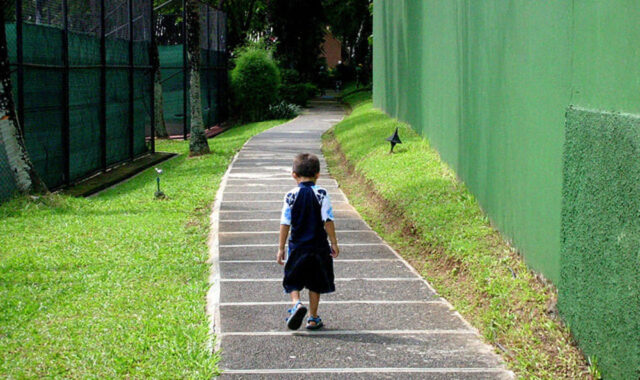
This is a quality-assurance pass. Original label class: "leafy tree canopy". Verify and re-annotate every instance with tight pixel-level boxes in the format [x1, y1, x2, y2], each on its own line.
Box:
[152, 0, 372, 82]
[322, 0, 372, 67]
[267, 0, 325, 81]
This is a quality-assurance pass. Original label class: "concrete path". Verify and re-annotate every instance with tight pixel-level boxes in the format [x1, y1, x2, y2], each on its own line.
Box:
[208, 100, 514, 379]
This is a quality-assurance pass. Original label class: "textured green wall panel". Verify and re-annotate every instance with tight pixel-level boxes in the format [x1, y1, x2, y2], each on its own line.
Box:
[373, 0, 640, 376]
[560, 107, 640, 379]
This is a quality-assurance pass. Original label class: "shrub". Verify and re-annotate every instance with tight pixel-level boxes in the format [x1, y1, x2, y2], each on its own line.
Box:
[280, 68, 301, 84]
[279, 82, 318, 107]
[231, 47, 280, 122]
[268, 101, 301, 119]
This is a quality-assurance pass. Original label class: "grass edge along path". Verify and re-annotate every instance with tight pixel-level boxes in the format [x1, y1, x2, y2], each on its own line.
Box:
[321, 92, 590, 379]
[0, 119, 287, 378]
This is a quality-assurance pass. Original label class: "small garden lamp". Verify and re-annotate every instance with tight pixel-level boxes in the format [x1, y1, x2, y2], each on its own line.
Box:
[154, 168, 166, 199]
[386, 127, 402, 153]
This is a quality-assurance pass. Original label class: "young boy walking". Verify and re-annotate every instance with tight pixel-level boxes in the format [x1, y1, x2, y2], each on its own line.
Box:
[276, 153, 340, 330]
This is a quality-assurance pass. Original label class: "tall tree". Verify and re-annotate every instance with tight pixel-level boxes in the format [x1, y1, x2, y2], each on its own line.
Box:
[0, 3, 47, 193]
[185, 0, 210, 155]
[267, 0, 325, 81]
[322, 0, 372, 69]
[152, 0, 185, 138]
[149, 25, 169, 138]
[217, 0, 269, 54]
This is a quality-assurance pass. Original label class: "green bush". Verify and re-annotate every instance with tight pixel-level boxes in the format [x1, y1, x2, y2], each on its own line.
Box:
[231, 47, 281, 122]
[280, 68, 301, 84]
[268, 101, 301, 119]
[279, 82, 318, 107]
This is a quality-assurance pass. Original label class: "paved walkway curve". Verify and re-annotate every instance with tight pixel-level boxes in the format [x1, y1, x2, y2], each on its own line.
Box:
[208, 100, 514, 379]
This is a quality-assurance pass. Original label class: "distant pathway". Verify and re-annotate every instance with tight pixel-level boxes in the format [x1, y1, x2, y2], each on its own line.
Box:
[208, 99, 514, 379]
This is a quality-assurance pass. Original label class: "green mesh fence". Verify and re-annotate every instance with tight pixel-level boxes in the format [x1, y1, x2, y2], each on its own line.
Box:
[0, 0, 152, 199]
[2, 22, 19, 200]
[1, 17, 17, 200]
[0, 130, 18, 201]
[1, 1, 226, 200]
[158, 44, 184, 129]
[156, 4, 227, 137]
[6, 22, 66, 189]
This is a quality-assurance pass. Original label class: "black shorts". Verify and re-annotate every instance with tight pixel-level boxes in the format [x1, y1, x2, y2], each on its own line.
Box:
[283, 248, 335, 294]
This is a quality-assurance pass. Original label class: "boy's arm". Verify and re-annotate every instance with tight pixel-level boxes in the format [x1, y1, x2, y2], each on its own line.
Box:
[319, 188, 339, 258]
[277, 224, 290, 265]
[278, 190, 293, 265]
[325, 220, 339, 258]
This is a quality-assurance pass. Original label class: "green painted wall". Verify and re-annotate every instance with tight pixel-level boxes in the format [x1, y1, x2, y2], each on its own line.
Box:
[373, 1, 640, 378]
[374, 0, 571, 281]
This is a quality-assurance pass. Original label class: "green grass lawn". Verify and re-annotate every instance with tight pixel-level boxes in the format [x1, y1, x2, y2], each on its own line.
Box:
[323, 92, 589, 379]
[0, 119, 285, 378]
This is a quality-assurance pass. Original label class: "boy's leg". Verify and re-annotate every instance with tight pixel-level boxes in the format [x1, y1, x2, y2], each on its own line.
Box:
[309, 291, 320, 317]
[306, 291, 323, 329]
[286, 290, 306, 330]
[290, 290, 301, 304]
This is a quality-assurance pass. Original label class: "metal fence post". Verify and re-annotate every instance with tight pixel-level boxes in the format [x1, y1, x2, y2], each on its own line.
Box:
[218, 11, 227, 122]
[223, 13, 228, 121]
[100, 0, 107, 169]
[15, 0, 24, 129]
[62, 0, 70, 184]
[182, 0, 187, 140]
[206, 7, 211, 125]
[149, 0, 155, 153]
[216, 10, 222, 123]
[128, 0, 135, 160]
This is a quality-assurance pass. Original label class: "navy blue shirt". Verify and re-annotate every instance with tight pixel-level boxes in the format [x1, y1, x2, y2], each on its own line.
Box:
[280, 181, 334, 254]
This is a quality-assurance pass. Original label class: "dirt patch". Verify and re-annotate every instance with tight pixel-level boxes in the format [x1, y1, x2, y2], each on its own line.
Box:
[323, 130, 591, 379]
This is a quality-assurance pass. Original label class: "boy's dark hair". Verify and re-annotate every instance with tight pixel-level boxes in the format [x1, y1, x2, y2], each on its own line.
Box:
[293, 153, 320, 177]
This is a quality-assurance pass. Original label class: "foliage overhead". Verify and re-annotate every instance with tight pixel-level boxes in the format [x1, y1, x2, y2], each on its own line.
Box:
[322, 0, 372, 67]
[219, 0, 269, 53]
[267, 0, 325, 81]
[154, 0, 372, 83]
[154, 0, 183, 15]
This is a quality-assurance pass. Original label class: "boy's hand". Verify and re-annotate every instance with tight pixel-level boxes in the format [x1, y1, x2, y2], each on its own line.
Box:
[276, 248, 286, 265]
[324, 221, 339, 259]
[330, 243, 340, 259]
[277, 225, 290, 265]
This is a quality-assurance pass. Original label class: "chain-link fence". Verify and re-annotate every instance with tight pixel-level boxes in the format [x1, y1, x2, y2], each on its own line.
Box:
[1, 0, 153, 199]
[0, 133, 18, 201]
[155, 2, 227, 138]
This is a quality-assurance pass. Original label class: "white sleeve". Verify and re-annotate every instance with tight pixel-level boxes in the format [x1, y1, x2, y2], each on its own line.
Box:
[280, 191, 294, 225]
[320, 191, 334, 222]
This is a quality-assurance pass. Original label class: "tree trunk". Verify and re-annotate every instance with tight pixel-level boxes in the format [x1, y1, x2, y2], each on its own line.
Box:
[150, 36, 169, 138]
[154, 70, 169, 138]
[242, 0, 258, 32]
[186, 0, 210, 156]
[35, 0, 45, 24]
[0, 8, 48, 194]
